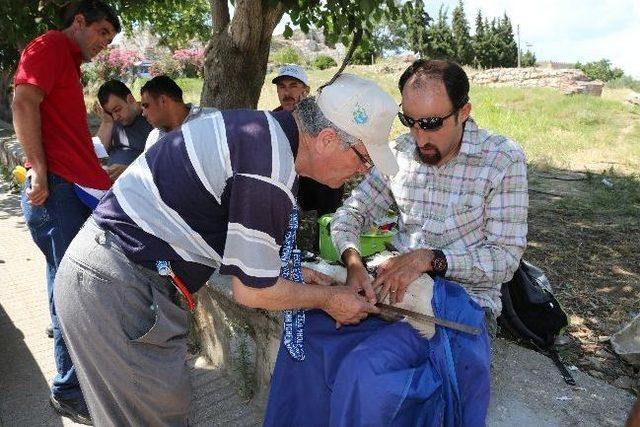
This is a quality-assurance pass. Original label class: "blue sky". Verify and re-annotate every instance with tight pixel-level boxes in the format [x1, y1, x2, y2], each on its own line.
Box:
[424, 0, 640, 78]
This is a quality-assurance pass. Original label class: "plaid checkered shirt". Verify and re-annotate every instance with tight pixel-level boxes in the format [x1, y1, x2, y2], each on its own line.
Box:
[331, 118, 528, 315]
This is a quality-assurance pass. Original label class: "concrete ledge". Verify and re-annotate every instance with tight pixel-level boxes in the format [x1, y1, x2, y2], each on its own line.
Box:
[194, 273, 282, 408]
[195, 275, 634, 425]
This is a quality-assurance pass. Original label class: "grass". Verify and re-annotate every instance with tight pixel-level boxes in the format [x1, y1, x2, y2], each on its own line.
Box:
[114, 68, 639, 175]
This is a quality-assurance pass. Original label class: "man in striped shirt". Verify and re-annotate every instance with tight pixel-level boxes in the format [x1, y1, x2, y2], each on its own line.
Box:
[54, 74, 399, 425]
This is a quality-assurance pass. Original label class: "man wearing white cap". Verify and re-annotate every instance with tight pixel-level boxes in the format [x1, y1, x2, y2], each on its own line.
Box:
[54, 73, 398, 425]
[273, 64, 345, 249]
[272, 64, 311, 112]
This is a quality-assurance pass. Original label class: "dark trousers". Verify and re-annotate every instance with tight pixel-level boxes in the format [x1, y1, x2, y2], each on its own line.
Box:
[20, 173, 91, 400]
[297, 178, 344, 251]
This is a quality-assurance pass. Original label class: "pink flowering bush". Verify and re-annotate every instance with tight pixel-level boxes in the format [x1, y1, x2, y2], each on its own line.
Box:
[150, 51, 182, 78]
[94, 48, 143, 81]
[172, 48, 204, 78]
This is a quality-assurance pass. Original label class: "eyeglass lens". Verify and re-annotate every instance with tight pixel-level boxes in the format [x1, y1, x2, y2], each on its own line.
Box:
[398, 112, 450, 131]
[351, 146, 373, 169]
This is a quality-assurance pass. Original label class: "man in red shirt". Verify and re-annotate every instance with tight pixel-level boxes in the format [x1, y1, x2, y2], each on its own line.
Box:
[11, 1, 120, 424]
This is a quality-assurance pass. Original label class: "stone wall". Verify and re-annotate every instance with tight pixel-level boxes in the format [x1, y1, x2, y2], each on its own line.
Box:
[467, 67, 604, 96]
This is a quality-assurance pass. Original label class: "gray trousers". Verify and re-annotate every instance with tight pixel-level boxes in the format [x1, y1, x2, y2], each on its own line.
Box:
[54, 217, 190, 426]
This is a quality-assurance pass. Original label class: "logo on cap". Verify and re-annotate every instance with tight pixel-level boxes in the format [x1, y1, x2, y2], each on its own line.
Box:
[352, 104, 368, 125]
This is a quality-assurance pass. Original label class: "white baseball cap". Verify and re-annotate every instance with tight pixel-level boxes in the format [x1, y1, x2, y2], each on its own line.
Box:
[317, 74, 399, 176]
[272, 64, 309, 86]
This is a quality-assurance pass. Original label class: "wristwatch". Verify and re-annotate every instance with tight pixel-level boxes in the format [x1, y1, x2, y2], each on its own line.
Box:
[431, 250, 448, 275]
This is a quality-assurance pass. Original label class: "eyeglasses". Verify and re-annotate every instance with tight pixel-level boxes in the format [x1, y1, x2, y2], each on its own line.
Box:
[350, 146, 374, 170]
[397, 109, 456, 132]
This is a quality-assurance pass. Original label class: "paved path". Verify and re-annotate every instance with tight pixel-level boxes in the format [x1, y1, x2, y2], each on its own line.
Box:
[0, 181, 261, 426]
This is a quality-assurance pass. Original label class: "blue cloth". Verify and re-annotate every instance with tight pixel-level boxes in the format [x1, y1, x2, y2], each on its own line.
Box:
[21, 173, 91, 401]
[264, 278, 491, 427]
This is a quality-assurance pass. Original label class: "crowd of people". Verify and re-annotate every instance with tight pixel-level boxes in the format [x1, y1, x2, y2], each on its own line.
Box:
[10, 0, 639, 426]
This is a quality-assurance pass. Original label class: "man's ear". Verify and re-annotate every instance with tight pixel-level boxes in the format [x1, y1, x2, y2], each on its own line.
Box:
[458, 102, 472, 123]
[73, 13, 86, 30]
[126, 93, 137, 105]
[303, 86, 311, 98]
[314, 128, 340, 154]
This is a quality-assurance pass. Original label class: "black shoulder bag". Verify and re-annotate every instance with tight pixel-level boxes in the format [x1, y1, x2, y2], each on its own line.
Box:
[498, 259, 576, 385]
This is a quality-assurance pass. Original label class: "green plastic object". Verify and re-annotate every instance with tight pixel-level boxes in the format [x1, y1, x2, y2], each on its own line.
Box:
[318, 214, 397, 262]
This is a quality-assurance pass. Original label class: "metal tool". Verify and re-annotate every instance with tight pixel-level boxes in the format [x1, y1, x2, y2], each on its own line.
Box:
[376, 303, 481, 336]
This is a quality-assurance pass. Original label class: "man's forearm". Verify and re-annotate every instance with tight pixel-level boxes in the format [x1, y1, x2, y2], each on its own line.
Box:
[443, 244, 523, 285]
[12, 98, 46, 171]
[342, 248, 364, 269]
[232, 276, 334, 311]
[95, 119, 114, 151]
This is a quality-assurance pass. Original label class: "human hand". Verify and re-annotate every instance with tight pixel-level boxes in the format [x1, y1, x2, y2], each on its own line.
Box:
[93, 101, 112, 123]
[346, 262, 376, 304]
[106, 163, 127, 182]
[26, 168, 49, 205]
[372, 249, 432, 304]
[301, 266, 334, 286]
[323, 286, 379, 328]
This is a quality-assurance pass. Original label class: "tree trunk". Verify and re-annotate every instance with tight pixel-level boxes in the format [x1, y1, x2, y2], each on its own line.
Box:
[200, 0, 286, 109]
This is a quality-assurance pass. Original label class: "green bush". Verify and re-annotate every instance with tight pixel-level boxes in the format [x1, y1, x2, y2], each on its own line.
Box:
[351, 45, 379, 65]
[271, 46, 303, 65]
[606, 75, 640, 92]
[313, 55, 337, 70]
[150, 51, 183, 79]
[80, 63, 99, 87]
[521, 50, 536, 67]
[575, 59, 624, 82]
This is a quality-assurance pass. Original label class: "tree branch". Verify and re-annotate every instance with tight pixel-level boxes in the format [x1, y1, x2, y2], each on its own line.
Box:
[210, 0, 230, 35]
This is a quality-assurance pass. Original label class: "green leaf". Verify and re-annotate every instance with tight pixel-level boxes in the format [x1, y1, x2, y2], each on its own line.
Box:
[283, 24, 293, 39]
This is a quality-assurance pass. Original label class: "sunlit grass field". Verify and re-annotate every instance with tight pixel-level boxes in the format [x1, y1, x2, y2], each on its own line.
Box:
[102, 65, 640, 174]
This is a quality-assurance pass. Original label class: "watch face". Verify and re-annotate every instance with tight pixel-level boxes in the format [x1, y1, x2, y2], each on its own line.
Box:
[432, 255, 447, 272]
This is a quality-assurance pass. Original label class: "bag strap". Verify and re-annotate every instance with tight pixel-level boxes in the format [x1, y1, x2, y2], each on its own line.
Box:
[530, 341, 576, 386]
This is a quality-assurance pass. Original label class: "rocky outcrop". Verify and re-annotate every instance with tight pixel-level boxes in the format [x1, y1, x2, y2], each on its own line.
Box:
[627, 91, 640, 106]
[468, 67, 604, 96]
[271, 29, 346, 62]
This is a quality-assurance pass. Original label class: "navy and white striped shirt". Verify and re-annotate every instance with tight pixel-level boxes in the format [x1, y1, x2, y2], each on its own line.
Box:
[93, 109, 299, 293]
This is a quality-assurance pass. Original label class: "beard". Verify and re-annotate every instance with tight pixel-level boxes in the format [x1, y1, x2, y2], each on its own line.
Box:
[417, 144, 442, 165]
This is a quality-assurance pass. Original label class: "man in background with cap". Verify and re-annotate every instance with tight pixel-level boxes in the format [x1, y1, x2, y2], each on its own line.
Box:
[264, 60, 528, 426]
[273, 64, 345, 252]
[54, 74, 398, 425]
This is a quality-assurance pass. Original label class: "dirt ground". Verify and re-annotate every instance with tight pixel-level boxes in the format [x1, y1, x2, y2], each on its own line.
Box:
[296, 166, 640, 394]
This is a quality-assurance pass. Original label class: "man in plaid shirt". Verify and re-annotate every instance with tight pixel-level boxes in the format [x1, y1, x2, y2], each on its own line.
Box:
[264, 60, 528, 426]
[333, 59, 528, 324]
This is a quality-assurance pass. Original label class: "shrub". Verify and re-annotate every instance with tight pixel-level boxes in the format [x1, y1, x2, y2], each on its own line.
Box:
[351, 44, 379, 65]
[575, 59, 624, 82]
[80, 63, 99, 86]
[313, 55, 337, 70]
[150, 51, 183, 79]
[172, 48, 205, 78]
[606, 75, 640, 92]
[93, 47, 143, 82]
[271, 46, 303, 65]
[521, 50, 536, 67]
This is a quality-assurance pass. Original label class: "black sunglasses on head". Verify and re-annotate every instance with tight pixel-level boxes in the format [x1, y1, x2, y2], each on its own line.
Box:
[397, 109, 457, 132]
